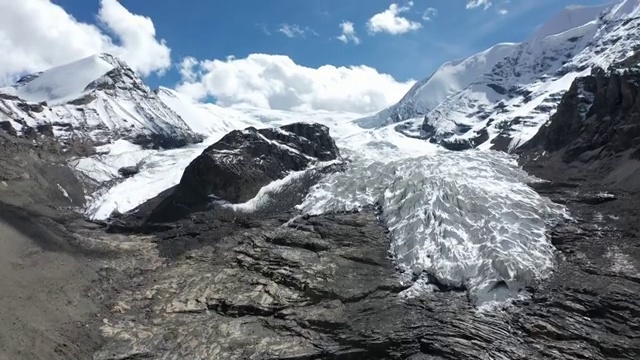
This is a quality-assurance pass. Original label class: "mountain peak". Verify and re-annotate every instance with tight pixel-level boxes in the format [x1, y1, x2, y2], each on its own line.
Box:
[13, 54, 118, 104]
[357, 42, 518, 128]
[97, 53, 132, 71]
[528, 4, 607, 43]
[9, 53, 142, 104]
[605, 0, 640, 20]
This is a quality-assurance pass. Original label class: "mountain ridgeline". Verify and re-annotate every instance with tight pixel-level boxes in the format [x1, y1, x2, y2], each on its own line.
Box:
[367, 0, 640, 153]
[0, 53, 202, 152]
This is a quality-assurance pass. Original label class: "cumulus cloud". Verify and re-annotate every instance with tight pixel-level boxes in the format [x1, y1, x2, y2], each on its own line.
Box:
[278, 24, 317, 38]
[466, 0, 492, 10]
[98, 0, 171, 75]
[337, 21, 360, 44]
[179, 57, 200, 82]
[176, 54, 414, 114]
[0, 0, 171, 85]
[422, 7, 438, 21]
[367, 3, 422, 35]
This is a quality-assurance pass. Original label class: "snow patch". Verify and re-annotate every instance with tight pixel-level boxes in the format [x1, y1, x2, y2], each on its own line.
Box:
[57, 184, 72, 203]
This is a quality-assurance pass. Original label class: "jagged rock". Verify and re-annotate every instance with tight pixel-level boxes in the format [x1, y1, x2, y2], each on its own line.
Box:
[36, 124, 54, 137]
[441, 129, 489, 151]
[148, 123, 340, 221]
[17, 102, 46, 113]
[523, 62, 640, 178]
[117, 165, 139, 178]
[0, 121, 17, 137]
[22, 126, 37, 140]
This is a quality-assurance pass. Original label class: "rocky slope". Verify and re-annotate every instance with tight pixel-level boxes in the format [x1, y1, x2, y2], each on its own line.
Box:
[522, 55, 640, 188]
[1, 2, 640, 359]
[147, 122, 342, 222]
[2, 98, 640, 359]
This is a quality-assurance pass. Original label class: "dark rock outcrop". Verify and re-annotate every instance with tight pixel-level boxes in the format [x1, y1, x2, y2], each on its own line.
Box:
[17, 101, 46, 113]
[521, 61, 640, 191]
[441, 128, 489, 151]
[117, 165, 139, 178]
[148, 123, 340, 221]
[22, 126, 37, 140]
[130, 132, 202, 150]
[36, 124, 54, 137]
[0, 121, 17, 137]
[524, 66, 640, 158]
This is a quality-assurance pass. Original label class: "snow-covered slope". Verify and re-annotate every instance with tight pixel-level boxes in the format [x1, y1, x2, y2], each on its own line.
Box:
[0, 54, 200, 148]
[358, 43, 518, 128]
[156, 87, 264, 136]
[14, 55, 115, 104]
[81, 101, 363, 219]
[386, 1, 640, 151]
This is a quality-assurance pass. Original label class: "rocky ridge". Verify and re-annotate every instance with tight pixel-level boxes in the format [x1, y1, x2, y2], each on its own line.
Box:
[147, 122, 341, 222]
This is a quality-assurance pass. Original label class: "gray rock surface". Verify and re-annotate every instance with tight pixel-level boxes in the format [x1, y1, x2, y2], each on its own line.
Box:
[94, 198, 640, 359]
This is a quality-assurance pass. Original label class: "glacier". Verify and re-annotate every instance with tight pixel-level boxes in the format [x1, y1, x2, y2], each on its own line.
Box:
[298, 144, 568, 304]
[79, 75, 572, 305]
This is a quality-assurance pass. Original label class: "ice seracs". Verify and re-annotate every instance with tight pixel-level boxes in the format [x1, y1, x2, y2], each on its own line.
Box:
[299, 147, 568, 304]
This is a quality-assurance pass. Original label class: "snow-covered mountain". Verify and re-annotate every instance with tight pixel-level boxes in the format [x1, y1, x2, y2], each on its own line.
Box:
[156, 87, 264, 136]
[358, 43, 518, 128]
[0, 53, 201, 149]
[376, 0, 640, 152]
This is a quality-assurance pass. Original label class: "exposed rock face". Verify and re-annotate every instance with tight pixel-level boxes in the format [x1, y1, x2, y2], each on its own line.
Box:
[522, 59, 640, 190]
[527, 67, 640, 159]
[149, 123, 340, 221]
[0, 121, 17, 136]
[117, 165, 139, 178]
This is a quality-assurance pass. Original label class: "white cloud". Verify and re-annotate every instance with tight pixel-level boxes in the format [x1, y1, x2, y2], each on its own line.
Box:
[278, 24, 317, 38]
[179, 57, 199, 82]
[176, 54, 414, 114]
[422, 7, 438, 21]
[466, 0, 492, 10]
[367, 3, 423, 35]
[0, 0, 171, 85]
[498, 9, 508, 15]
[337, 21, 360, 44]
[98, 0, 171, 75]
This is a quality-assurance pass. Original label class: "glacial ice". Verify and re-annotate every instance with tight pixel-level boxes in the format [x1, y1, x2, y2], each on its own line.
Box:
[299, 148, 568, 304]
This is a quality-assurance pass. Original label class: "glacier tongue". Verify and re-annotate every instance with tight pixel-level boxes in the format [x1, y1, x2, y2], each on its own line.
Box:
[299, 146, 567, 304]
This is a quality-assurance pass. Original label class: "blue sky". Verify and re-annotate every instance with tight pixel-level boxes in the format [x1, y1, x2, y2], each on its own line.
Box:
[50, 0, 608, 89]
